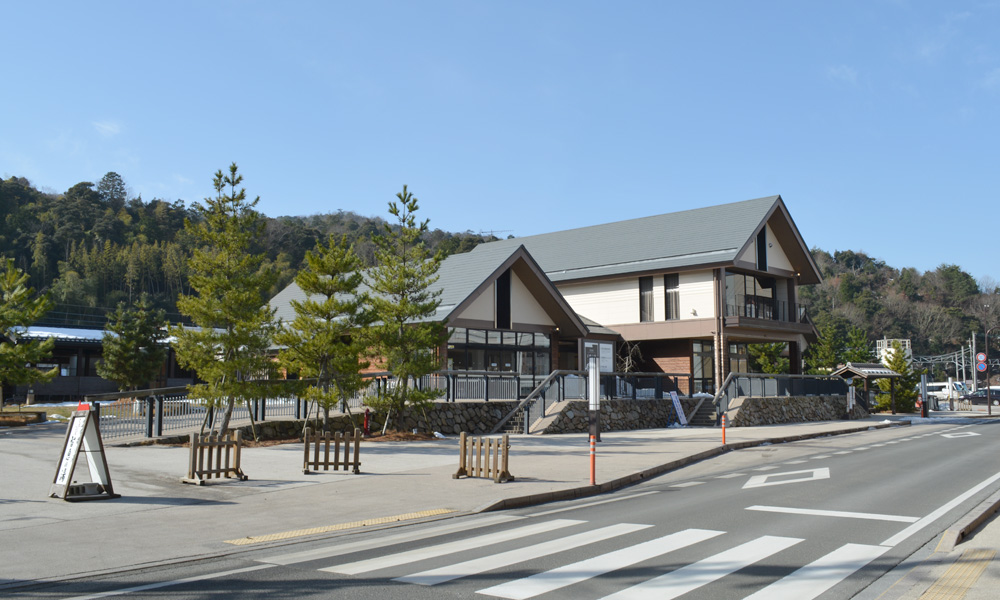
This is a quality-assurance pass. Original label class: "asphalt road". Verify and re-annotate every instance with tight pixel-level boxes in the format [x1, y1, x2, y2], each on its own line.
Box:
[13, 419, 1000, 600]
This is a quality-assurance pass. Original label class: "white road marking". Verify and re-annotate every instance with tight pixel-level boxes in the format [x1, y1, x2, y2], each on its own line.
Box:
[784, 460, 808, 464]
[855, 447, 870, 450]
[530, 491, 660, 517]
[260, 514, 523, 565]
[743, 468, 830, 489]
[746, 505, 919, 523]
[811, 455, 832, 459]
[741, 543, 889, 600]
[63, 564, 276, 600]
[834, 451, 852, 455]
[942, 432, 981, 438]
[670, 481, 705, 488]
[476, 528, 725, 599]
[715, 473, 744, 479]
[322, 519, 582, 575]
[598, 535, 802, 600]
[753, 466, 780, 471]
[397, 523, 651, 586]
[882, 470, 1000, 547]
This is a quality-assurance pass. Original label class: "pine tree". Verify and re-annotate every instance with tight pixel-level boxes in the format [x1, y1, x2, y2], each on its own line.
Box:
[747, 342, 790, 374]
[877, 340, 919, 412]
[276, 235, 372, 431]
[0, 259, 56, 399]
[365, 186, 445, 420]
[97, 293, 168, 391]
[843, 327, 872, 363]
[171, 164, 278, 436]
[805, 324, 844, 374]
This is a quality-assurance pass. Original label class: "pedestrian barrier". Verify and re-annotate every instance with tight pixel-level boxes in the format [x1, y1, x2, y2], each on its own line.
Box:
[303, 427, 362, 474]
[181, 431, 248, 485]
[453, 431, 514, 483]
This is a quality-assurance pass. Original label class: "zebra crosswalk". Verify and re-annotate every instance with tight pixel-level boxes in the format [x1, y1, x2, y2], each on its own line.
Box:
[257, 516, 889, 599]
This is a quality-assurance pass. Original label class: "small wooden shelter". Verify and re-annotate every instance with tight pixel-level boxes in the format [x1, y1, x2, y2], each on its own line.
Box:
[831, 362, 902, 414]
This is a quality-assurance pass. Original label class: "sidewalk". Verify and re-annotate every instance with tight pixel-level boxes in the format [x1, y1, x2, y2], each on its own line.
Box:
[0, 412, 997, 596]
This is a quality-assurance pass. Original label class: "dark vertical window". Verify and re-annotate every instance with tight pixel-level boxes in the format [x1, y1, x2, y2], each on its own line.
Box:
[756, 229, 768, 271]
[495, 269, 511, 329]
[639, 276, 654, 322]
[664, 274, 679, 320]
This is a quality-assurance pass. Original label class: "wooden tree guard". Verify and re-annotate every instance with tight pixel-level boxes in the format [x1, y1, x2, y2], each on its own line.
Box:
[453, 431, 514, 483]
[181, 431, 248, 485]
[303, 427, 362, 474]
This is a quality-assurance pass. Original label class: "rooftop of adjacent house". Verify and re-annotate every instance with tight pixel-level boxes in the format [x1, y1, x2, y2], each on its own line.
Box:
[20, 326, 105, 343]
[469, 195, 820, 284]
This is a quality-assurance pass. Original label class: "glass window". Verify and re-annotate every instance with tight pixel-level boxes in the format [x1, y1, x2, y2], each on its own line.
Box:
[503, 331, 518, 346]
[639, 276, 654, 322]
[664, 274, 679, 320]
[468, 329, 486, 345]
[518, 332, 534, 346]
[467, 348, 485, 371]
[449, 328, 467, 344]
[487, 330, 502, 345]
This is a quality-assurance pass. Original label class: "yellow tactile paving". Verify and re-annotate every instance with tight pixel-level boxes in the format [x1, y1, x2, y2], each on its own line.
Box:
[919, 548, 996, 600]
[224, 508, 456, 546]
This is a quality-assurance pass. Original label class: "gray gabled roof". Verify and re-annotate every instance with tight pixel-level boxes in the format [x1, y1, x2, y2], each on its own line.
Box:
[468, 195, 820, 284]
[269, 243, 590, 337]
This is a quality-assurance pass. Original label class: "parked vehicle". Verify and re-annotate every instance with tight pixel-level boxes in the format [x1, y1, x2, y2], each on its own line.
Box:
[920, 381, 968, 404]
[958, 389, 1000, 406]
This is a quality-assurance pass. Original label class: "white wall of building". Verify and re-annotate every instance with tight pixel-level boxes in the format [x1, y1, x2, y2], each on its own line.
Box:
[456, 282, 495, 322]
[558, 278, 638, 324]
[511, 271, 555, 326]
[556, 269, 716, 325]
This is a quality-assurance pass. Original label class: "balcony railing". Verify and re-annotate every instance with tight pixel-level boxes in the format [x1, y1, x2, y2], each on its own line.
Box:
[726, 295, 809, 324]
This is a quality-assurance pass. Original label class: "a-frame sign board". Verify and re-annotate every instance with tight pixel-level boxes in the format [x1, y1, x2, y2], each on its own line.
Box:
[50, 409, 120, 501]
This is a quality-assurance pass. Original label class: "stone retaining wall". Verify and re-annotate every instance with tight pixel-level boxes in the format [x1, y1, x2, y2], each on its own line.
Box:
[540, 398, 697, 434]
[727, 395, 868, 427]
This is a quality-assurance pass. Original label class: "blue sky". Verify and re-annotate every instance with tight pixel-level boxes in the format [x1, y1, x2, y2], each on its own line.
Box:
[2, 1, 998, 283]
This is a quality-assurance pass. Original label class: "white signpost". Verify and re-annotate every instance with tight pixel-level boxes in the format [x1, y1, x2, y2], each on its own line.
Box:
[50, 408, 119, 501]
[669, 391, 688, 426]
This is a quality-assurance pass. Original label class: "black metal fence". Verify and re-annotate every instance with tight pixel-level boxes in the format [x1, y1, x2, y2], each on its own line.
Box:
[713, 372, 848, 418]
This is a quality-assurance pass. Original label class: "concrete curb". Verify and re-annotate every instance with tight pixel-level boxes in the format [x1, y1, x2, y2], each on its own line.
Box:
[477, 421, 906, 513]
[938, 488, 1000, 552]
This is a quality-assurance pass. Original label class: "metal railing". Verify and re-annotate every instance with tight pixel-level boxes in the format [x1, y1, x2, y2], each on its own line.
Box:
[713, 372, 849, 420]
[726, 295, 809, 323]
[490, 370, 691, 434]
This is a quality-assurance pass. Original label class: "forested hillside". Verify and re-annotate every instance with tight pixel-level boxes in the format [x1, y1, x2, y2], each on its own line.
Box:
[800, 249, 999, 356]
[3, 173, 997, 358]
[0, 173, 494, 326]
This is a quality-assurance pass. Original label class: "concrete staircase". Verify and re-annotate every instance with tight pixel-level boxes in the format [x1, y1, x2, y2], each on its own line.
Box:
[688, 400, 718, 427]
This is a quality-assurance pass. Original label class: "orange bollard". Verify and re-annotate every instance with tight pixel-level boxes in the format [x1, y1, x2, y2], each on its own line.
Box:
[589, 434, 596, 485]
[721, 413, 726, 444]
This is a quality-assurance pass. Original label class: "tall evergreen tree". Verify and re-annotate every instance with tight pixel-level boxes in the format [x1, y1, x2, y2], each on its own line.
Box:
[276, 235, 372, 431]
[0, 259, 56, 400]
[366, 186, 445, 420]
[843, 327, 872, 363]
[877, 340, 919, 412]
[805, 324, 845, 373]
[747, 342, 790, 374]
[97, 293, 168, 391]
[171, 164, 277, 436]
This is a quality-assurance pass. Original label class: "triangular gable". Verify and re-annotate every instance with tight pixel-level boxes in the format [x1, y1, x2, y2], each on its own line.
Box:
[446, 245, 588, 337]
[733, 196, 822, 285]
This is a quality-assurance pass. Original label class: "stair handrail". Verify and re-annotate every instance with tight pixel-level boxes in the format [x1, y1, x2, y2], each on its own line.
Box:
[489, 370, 585, 435]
